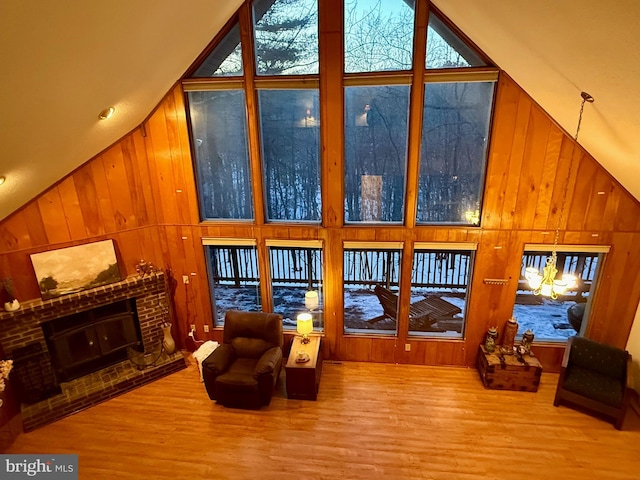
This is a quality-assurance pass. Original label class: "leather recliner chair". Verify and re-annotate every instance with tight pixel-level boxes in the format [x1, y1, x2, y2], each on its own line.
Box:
[202, 310, 283, 409]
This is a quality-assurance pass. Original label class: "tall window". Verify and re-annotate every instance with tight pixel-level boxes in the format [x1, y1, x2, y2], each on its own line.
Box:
[186, 2, 497, 336]
[267, 241, 324, 331]
[343, 243, 403, 335]
[409, 243, 476, 337]
[344, 0, 415, 73]
[188, 90, 254, 220]
[253, 0, 318, 75]
[187, 2, 494, 226]
[417, 81, 494, 224]
[204, 240, 262, 326]
[514, 246, 608, 342]
[344, 86, 410, 222]
[258, 89, 321, 221]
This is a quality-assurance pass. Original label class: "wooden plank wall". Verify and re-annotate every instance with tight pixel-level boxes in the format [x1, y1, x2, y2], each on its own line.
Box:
[2, 74, 640, 372]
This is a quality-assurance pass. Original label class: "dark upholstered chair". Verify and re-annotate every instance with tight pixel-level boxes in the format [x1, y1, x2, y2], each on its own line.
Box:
[554, 336, 632, 429]
[202, 310, 283, 409]
[567, 303, 586, 333]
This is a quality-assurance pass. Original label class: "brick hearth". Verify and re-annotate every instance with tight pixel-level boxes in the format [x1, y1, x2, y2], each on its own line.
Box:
[0, 272, 186, 431]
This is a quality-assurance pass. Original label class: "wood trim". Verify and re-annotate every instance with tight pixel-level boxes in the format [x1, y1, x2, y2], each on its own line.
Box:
[202, 238, 257, 246]
[397, 240, 416, 343]
[319, 0, 344, 228]
[344, 73, 413, 86]
[343, 241, 404, 249]
[404, 0, 429, 229]
[238, 2, 265, 227]
[256, 232, 273, 313]
[264, 239, 323, 248]
[182, 79, 245, 91]
[254, 77, 320, 89]
[524, 244, 611, 253]
[424, 68, 499, 83]
[414, 241, 478, 250]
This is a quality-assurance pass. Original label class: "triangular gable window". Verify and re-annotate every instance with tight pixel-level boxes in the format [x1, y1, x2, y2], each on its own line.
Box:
[426, 12, 488, 69]
[191, 23, 243, 77]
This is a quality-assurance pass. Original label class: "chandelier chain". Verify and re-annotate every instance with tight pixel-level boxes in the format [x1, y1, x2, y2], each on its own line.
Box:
[554, 92, 593, 248]
[525, 91, 593, 299]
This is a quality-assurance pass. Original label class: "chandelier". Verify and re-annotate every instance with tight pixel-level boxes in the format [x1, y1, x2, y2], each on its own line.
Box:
[524, 91, 594, 299]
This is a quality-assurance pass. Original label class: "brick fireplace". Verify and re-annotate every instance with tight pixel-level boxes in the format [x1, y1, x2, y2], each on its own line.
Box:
[0, 272, 186, 431]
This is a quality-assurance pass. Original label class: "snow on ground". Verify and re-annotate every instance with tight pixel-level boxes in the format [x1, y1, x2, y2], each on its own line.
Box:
[212, 285, 580, 343]
[513, 297, 577, 341]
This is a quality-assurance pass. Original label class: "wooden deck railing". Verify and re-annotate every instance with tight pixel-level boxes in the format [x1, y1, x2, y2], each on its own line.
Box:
[208, 246, 599, 292]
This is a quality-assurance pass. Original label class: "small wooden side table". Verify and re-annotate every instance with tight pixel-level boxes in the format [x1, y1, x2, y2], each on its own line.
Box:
[476, 345, 542, 392]
[286, 336, 322, 400]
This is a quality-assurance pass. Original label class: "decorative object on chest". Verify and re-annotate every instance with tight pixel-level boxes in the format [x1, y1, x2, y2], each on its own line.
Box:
[519, 329, 535, 355]
[501, 317, 519, 352]
[477, 345, 542, 392]
[484, 326, 498, 353]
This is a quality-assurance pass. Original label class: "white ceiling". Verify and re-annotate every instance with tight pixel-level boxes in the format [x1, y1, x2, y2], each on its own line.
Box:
[1, 0, 639, 221]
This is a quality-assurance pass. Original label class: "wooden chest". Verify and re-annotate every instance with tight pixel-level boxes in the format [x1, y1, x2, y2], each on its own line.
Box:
[476, 345, 542, 392]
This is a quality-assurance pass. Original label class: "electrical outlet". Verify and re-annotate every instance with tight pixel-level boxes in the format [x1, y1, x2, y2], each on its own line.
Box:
[190, 324, 196, 332]
[182, 275, 189, 284]
[405, 343, 411, 352]
[203, 325, 210, 333]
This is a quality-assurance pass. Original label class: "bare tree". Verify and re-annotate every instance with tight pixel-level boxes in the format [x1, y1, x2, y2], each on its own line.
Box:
[344, 0, 414, 73]
[253, 0, 318, 75]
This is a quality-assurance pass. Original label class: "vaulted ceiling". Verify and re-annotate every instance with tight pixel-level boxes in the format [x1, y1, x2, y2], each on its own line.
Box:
[1, 0, 638, 221]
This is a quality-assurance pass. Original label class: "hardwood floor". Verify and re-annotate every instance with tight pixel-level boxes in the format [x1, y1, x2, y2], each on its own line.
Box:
[4, 355, 640, 479]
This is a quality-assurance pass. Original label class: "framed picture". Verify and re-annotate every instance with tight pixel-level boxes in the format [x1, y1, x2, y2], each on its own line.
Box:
[30, 239, 122, 300]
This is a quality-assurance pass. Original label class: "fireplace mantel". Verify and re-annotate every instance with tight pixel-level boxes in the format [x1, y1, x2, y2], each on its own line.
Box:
[0, 273, 165, 326]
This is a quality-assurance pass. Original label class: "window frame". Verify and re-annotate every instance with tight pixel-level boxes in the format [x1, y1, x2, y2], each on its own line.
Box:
[416, 71, 497, 225]
[182, 2, 503, 351]
[252, 0, 320, 76]
[202, 238, 262, 327]
[342, 241, 404, 336]
[265, 239, 325, 331]
[408, 241, 477, 338]
[343, 82, 412, 224]
[256, 82, 323, 223]
[186, 86, 255, 221]
[343, 0, 417, 74]
[516, 244, 610, 341]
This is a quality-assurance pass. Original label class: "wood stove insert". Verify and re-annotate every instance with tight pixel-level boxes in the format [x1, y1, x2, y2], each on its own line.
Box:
[42, 299, 142, 382]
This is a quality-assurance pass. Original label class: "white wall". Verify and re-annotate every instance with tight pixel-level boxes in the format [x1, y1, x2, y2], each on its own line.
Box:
[625, 302, 640, 392]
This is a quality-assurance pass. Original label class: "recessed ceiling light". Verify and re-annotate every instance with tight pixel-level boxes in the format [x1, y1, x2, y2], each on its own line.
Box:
[98, 106, 115, 120]
[0, 176, 5, 186]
